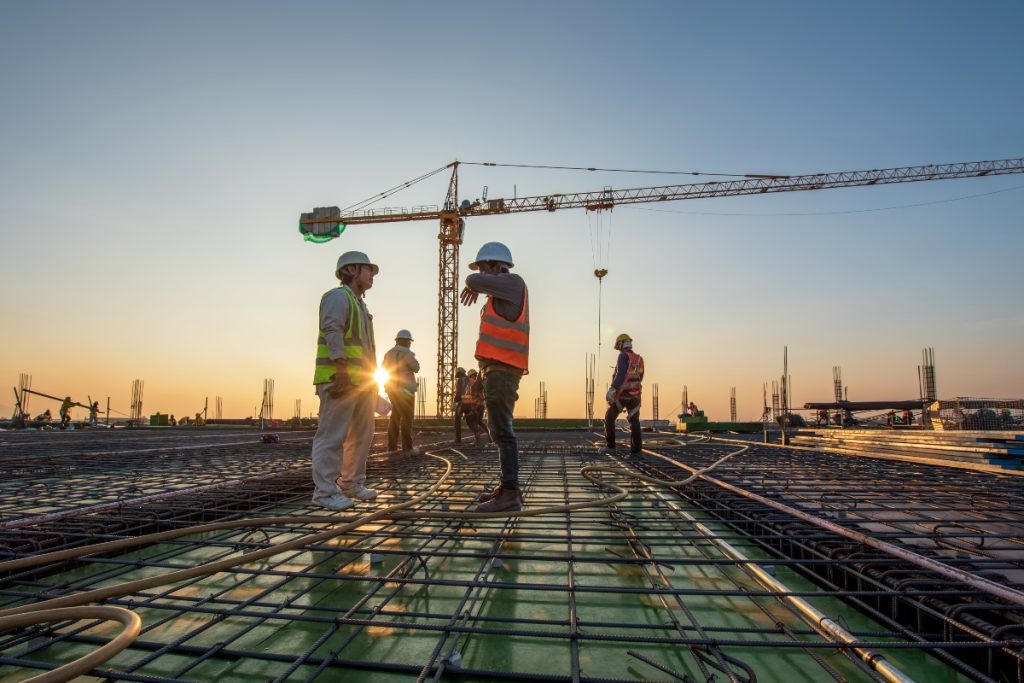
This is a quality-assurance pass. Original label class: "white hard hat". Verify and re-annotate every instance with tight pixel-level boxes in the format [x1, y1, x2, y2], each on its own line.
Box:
[395, 329, 413, 341]
[469, 242, 514, 270]
[335, 251, 379, 279]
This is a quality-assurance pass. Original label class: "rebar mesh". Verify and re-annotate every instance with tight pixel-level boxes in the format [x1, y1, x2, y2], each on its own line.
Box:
[1, 430, 1022, 681]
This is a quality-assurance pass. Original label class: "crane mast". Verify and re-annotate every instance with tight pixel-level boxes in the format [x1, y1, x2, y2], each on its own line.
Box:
[436, 165, 463, 418]
[300, 157, 1024, 417]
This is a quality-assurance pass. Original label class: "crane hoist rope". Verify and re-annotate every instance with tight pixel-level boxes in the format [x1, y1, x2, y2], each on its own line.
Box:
[587, 208, 612, 392]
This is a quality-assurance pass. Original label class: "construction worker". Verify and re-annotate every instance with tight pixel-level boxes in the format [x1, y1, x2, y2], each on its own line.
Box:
[59, 396, 74, 429]
[460, 241, 528, 513]
[603, 333, 645, 456]
[453, 367, 469, 444]
[382, 329, 419, 452]
[464, 369, 488, 445]
[310, 250, 380, 510]
[89, 401, 100, 426]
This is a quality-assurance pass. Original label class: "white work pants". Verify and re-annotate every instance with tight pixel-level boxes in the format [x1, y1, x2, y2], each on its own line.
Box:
[311, 384, 375, 501]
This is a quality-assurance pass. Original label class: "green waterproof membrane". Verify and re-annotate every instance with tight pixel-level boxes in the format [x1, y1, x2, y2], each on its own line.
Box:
[300, 222, 345, 243]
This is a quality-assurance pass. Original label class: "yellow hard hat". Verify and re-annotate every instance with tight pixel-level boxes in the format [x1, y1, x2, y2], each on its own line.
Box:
[614, 333, 632, 350]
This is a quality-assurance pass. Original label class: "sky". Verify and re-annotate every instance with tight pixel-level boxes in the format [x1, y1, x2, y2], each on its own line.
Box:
[1, 1, 1022, 423]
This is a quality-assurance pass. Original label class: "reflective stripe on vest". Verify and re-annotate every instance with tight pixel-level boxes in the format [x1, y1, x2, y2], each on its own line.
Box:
[475, 286, 529, 372]
[618, 350, 644, 398]
[313, 286, 376, 386]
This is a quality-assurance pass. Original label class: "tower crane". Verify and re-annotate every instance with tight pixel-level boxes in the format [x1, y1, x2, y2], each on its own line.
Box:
[299, 157, 1024, 417]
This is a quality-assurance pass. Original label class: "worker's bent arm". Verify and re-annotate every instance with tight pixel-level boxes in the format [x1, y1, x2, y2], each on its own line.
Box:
[319, 288, 352, 361]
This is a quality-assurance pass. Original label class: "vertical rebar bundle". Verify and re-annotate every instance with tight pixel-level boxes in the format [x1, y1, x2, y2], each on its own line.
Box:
[215, 396, 223, 420]
[652, 383, 659, 422]
[730, 387, 737, 422]
[129, 379, 144, 425]
[833, 366, 843, 403]
[260, 379, 275, 422]
[416, 377, 427, 418]
[921, 347, 938, 402]
[17, 373, 31, 416]
[585, 353, 595, 425]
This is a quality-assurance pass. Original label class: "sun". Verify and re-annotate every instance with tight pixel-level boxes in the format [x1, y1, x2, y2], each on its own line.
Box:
[373, 367, 389, 393]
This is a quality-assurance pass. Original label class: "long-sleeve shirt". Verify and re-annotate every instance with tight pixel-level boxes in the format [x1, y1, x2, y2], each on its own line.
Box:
[465, 272, 526, 321]
[465, 271, 527, 375]
[318, 285, 375, 362]
[382, 344, 420, 394]
[610, 351, 630, 391]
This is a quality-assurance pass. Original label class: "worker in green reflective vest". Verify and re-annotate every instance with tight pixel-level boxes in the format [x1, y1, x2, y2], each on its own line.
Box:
[311, 251, 380, 511]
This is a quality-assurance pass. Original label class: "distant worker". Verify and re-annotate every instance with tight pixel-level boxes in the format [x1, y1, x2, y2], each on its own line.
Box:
[463, 369, 488, 445]
[901, 409, 913, 426]
[382, 329, 420, 453]
[169, 414, 177, 426]
[687, 402, 700, 417]
[461, 242, 528, 512]
[37, 409, 52, 424]
[89, 401, 100, 426]
[310, 251, 380, 510]
[59, 396, 74, 429]
[194, 412, 206, 427]
[453, 367, 469, 444]
[602, 333, 645, 456]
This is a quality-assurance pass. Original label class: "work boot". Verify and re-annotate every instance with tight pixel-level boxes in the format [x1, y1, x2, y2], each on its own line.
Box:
[599, 445, 616, 456]
[475, 487, 522, 513]
[477, 485, 503, 503]
[314, 493, 354, 511]
[343, 484, 378, 501]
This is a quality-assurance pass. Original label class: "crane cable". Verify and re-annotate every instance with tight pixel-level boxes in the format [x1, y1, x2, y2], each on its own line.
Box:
[588, 208, 612, 392]
[0, 443, 750, 682]
[462, 161, 788, 179]
[338, 164, 453, 215]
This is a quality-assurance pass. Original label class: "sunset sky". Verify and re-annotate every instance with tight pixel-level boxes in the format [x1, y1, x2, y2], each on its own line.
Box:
[1, 1, 1022, 423]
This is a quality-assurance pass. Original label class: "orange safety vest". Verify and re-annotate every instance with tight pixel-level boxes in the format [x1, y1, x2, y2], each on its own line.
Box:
[475, 286, 529, 373]
[618, 350, 644, 399]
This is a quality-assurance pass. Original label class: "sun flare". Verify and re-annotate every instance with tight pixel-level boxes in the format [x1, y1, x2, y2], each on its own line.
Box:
[373, 367, 389, 393]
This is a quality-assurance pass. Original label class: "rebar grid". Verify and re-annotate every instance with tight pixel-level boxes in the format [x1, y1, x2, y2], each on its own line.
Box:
[0, 431, 314, 523]
[0, 433, 1018, 681]
[639, 439, 1024, 681]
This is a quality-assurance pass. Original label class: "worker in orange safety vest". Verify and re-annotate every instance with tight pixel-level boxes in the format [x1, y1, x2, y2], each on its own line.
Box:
[603, 333, 645, 457]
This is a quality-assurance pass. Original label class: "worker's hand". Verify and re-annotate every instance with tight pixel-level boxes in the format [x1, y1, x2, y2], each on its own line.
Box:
[328, 365, 352, 398]
[460, 286, 479, 306]
[605, 387, 616, 404]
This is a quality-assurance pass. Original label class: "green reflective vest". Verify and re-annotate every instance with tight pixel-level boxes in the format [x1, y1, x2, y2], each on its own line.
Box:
[313, 286, 376, 386]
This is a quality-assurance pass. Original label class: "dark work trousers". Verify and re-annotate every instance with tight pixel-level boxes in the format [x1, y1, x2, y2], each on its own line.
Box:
[604, 397, 642, 453]
[386, 390, 415, 451]
[483, 370, 521, 489]
[458, 403, 485, 439]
